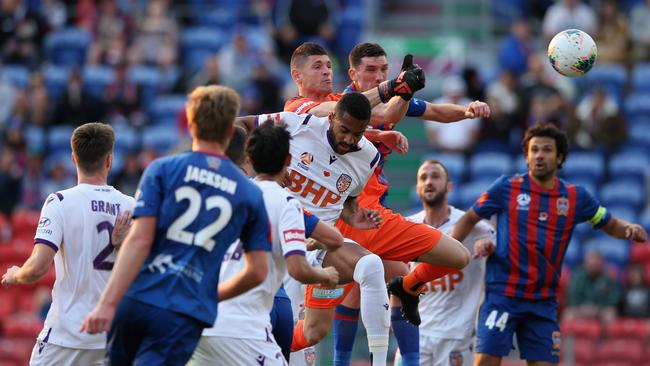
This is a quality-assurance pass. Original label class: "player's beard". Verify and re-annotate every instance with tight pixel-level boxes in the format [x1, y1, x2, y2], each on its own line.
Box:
[422, 188, 447, 208]
[530, 162, 557, 183]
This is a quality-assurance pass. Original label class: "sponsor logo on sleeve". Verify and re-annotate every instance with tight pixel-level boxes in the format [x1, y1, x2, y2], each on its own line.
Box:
[283, 229, 305, 244]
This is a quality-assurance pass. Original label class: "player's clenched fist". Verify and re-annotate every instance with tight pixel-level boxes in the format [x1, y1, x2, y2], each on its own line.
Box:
[473, 239, 496, 259]
[80, 304, 115, 334]
[320, 266, 340, 288]
[377, 54, 426, 102]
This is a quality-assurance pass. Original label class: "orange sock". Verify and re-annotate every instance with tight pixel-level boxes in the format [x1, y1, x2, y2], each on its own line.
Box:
[402, 263, 456, 295]
[291, 319, 311, 352]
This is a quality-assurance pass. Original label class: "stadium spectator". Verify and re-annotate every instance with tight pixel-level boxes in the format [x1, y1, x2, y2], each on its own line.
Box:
[39, 0, 67, 31]
[111, 152, 142, 197]
[24, 71, 50, 127]
[218, 31, 258, 93]
[0, 66, 16, 130]
[0, 0, 46, 67]
[52, 68, 106, 126]
[425, 76, 481, 154]
[520, 54, 569, 128]
[20, 153, 46, 210]
[462, 66, 486, 102]
[595, 0, 628, 65]
[564, 250, 620, 324]
[133, 0, 178, 66]
[450, 123, 648, 366]
[629, 0, 650, 62]
[105, 62, 143, 126]
[498, 19, 534, 77]
[620, 264, 650, 318]
[0, 147, 22, 220]
[42, 162, 75, 196]
[572, 86, 626, 150]
[189, 55, 221, 90]
[542, 0, 597, 41]
[483, 69, 521, 143]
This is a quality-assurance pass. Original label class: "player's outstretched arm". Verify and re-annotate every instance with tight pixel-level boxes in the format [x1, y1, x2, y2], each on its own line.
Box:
[309, 221, 344, 252]
[286, 255, 339, 288]
[218, 249, 268, 301]
[1, 244, 55, 287]
[235, 116, 258, 133]
[449, 208, 482, 243]
[419, 100, 491, 122]
[81, 217, 156, 334]
[601, 217, 648, 242]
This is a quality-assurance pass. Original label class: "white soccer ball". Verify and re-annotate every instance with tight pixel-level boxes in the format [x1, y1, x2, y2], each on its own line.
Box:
[547, 29, 597, 77]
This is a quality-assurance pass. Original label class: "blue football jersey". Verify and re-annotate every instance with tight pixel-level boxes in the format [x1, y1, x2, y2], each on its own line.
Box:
[126, 151, 271, 326]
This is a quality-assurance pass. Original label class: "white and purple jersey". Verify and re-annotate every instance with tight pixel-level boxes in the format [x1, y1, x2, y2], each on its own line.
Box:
[35, 184, 134, 349]
[125, 151, 271, 326]
[204, 180, 308, 340]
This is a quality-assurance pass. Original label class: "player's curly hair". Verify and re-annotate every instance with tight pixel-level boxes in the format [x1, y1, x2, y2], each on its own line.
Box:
[186, 85, 240, 144]
[290, 42, 328, 70]
[246, 120, 292, 175]
[71, 122, 114, 174]
[349, 43, 387, 69]
[335, 92, 371, 122]
[521, 123, 569, 169]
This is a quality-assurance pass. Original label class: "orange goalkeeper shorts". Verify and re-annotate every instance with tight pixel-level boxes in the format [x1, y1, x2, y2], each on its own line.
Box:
[304, 282, 356, 309]
[335, 206, 443, 262]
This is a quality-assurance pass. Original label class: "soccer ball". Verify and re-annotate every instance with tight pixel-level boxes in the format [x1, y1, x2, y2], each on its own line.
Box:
[547, 29, 597, 77]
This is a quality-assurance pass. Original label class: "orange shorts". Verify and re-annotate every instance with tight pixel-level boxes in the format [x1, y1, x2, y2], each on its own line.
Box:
[304, 282, 356, 309]
[336, 206, 443, 262]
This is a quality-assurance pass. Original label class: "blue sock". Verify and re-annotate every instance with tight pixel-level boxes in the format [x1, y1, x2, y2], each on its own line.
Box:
[391, 307, 419, 366]
[333, 305, 360, 366]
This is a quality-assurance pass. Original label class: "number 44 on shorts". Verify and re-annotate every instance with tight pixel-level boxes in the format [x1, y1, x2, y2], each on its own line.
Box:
[485, 310, 509, 332]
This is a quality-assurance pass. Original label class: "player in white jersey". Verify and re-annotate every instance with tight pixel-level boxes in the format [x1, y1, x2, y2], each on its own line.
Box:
[238, 93, 392, 366]
[394, 159, 495, 366]
[1, 123, 134, 366]
[189, 121, 340, 366]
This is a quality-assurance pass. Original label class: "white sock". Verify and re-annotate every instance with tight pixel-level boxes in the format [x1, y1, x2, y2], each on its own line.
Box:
[353, 254, 389, 366]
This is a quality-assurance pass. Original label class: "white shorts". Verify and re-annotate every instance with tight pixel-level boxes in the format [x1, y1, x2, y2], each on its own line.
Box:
[189, 336, 287, 366]
[30, 341, 104, 366]
[419, 335, 474, 366]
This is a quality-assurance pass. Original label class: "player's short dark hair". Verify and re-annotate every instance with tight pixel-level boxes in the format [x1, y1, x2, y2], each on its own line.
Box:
[349, 43, 387, 69]
[225, 125, 248, 167]
[246, 120, 291, 175]
[521, 123, 569, 169]
[70, 122, 114, 174]
[186, 85, 240, 144]
[334, 93, 371, 122]
[420, 159, 450, 182]
[290, 42, 328, 70]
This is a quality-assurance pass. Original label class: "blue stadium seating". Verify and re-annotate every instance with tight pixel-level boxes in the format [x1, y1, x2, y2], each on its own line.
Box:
[458, 180, 493, 210]
[583, 234, 630, 269]
[627, 118, 650, 150]
[45, 150, 75, 173]
[128, 66, 161, 107]
[577, 64, 627, 105]
[142, 125, 181, 153]
[599, 180, 646, 213]
[640, 209, 650, 233]
[148, 94, 186, 126]
[560, 151, 605, 183]
[44, 28, 92, 67]
[515, 155, 527, 173]
[631, 63, 650, 94]
[24, 126, 45, 151]
[196, 8, 237, 30]
[424, 153, 466, 184]
[564, 237, 584, 269]
[47, 126, 75, 154]
[181, 27, 227, 72]
[607, 151, 649, 185]
[113, 124, 139, 153]
[606, 205, 639, 224]
[469, 152, 512, 181]
[624, 93, 650, 120]
[1, 65, 30, 88]
[562, 176, 598, 197]
[43, 65, 70, 100]
[82, 66, 115, 99]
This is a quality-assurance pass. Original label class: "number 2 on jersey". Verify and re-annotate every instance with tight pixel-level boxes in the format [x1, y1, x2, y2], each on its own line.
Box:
[166, 186, 233, 251]
[93, 221, 114, 271]
[485, 310, 509, 332]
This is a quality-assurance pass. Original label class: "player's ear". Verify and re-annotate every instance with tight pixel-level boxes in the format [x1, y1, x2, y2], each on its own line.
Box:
[348, 67, 356, 81]
[71, 152, 77, 167]
[328, 111, 335, 124]
[106, 153, 113, 170]
[291, 68, 301, 83]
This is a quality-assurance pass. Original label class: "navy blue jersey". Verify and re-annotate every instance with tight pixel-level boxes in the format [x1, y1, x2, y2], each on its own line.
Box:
[127, 151, 271, 326]
[472, 173, 611, 300]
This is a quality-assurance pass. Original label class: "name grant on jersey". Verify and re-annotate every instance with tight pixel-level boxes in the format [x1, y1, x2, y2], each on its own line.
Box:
[90, 200, 122, 215]
[183, 165, 238, 194]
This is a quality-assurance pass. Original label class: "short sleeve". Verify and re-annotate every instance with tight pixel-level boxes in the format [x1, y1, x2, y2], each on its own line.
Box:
[350, 150, 380, 198]
[302, 207, 320, 238]
[34, 194, 65, 252]
[472, 176, 506, 219]
[576, 185, 611, 229]
[256, 112, 310, 136]
[239, 190, 272, 253]
[279, 198, 307, 258]
[133, 160, 164, 218]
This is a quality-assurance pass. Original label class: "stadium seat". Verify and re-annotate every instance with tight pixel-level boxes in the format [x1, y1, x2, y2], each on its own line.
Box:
[457, 180, 492, 210]
[624, 93, 650, 120]
[3, 315, 43, 338]
[46, 126, 75, 154]
[561, 318, 602, 339]
[607, 151, 649, 185]
[630, 242, 650, 263]
[23, 126, 46, 151]
[564, 238, 584, 269]
[578, 64, 627, 105]
[1, 65, 30, 88]
[42, 64, 70, 100]
[180, 27, 227, 71]
[128, 65, 161, 107]
[627, 121, 650, 151]
[423, 153, 466, 183]
[44, 28, 92, 66]
[631, 63, 650, 94]
[595, 339, 644, 363]
[599, 180, 646, 213]
[142, 125, 181, 154]
[468, 152, 512, 181]
[561, 151, 605, 183]
[562, 176, 598, 198]
[640, 209, 650, 233]
[112, 124, 139, 152]
[10, 210, 40, 235]
[605, 318, 650, 339]
[82, 66, 115, 99]
[195, 8, 237, 30]
[606, 205, 638, 224]
[514, 155, 527, 173]
[572, 338, 596, 364]
[583, 235, 630, 269]
[148, 94, 186, 126]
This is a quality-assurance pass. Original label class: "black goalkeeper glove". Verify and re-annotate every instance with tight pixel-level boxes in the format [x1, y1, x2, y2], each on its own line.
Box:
[377, 54, 426, 103]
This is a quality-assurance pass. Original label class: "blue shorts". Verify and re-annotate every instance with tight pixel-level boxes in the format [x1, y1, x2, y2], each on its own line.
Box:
[107, 297, 205, 365]
[270, 294, 294, 362]
[476, 292, 560, 363]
